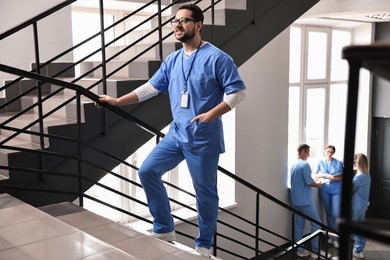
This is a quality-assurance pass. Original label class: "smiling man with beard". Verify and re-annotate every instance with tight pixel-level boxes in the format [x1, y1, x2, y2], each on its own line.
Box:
[98, 3, 247, 257]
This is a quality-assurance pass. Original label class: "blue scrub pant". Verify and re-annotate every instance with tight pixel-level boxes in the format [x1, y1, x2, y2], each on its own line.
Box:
[138, 136, 219, 249]
[319, 188, 341, 238]
[293, 204, 321, 253]
[352, 213, 366, 253]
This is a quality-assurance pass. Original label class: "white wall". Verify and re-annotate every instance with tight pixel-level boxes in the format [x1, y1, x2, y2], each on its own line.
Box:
[232, 28, 290, 258]
[0, 0, 73, 88]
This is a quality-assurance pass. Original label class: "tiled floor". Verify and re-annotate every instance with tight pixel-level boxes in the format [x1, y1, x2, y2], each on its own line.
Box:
[0, 193, 205, 260]
[329, 217, 390, 260]
[1, 193, 389, 260]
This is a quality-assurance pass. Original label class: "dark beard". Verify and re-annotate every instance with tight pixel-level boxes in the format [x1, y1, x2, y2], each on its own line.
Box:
[175, 29, 195, 43]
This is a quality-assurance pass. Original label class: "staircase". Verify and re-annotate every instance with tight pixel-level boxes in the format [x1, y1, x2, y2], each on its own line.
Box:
[0, 0, 319, 206]
[0, 193, 212, 259]
[0, 0, 322, 259]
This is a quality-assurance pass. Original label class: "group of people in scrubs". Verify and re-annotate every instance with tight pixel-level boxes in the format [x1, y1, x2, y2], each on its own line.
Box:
[289, 144, 371, 259]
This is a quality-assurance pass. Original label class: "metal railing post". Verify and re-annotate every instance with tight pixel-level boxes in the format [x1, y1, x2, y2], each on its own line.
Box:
[99, 0, 108, 134]
[292, 212, 297, 260]
[76, 92, 84, 206]
[33, 21, 46, 181]
[255, 192, 260, 256]
[252, 0, 256, 24]
[157, 0, 163, 62]
[211, 0, 215, 42]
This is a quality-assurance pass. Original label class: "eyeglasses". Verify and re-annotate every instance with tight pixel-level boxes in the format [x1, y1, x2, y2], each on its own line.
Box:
[170, 18, 195, 26]
[325, 150, 335, 154]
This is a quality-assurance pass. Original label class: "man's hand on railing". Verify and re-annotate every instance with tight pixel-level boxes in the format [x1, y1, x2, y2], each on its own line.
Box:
[96, 95, 119, 108]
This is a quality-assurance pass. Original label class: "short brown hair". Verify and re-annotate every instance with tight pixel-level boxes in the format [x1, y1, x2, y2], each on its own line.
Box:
[298, 144, 310, 154]
[178, 3, 204, 23]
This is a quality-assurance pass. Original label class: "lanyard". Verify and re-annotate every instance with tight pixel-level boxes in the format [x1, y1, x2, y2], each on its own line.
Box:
[182, 39, 202, 92]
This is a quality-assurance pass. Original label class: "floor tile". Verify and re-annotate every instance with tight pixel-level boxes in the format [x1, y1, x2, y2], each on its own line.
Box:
[57, 210, 111, 230]
[84, 222, 143, 245]
[0, 194, 23, 209]
[0, 247, 35, 260]
[80, 249, 139, 260]
[114, 236, 180, 260]
[158, 250, 205, 260]
[0, 236, 13, 251]
[0, 203, 47, 228]
[0, 216, 77, 247]
[18, 231, 111, 260]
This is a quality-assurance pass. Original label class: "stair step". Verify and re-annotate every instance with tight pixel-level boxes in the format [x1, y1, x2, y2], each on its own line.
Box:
[40, 202, 213, 259]
[80, 59, 161, 79]
[21, 93, 92, 120]
[32, 61, 76, 78]
[0, 137, 42, 179]
[0, 113, 76, 144]
[0, 193, 136, 259]
[105, 41, 180, 63]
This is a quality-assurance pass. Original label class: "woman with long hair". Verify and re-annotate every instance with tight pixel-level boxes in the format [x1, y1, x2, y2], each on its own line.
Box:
[351, 153, 371, 259]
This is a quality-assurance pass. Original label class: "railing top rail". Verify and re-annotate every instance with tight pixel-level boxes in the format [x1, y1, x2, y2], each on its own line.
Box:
[0, 0, 77, 41]
[0, 63, 163, 138]
[0, 61, 332, 233]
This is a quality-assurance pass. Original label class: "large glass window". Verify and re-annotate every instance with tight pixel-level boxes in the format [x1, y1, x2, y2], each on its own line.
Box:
[305, 87, 326, 162]
[306, 30, 328, 81]
[331, 30, 351, 81]
[288, 25, 351, 169]
[328, 84, 348, 157]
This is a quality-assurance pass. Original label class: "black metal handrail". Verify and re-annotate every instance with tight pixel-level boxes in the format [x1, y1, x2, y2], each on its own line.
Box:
[0, 1, 337, 259]
[0, 62, 337, 259]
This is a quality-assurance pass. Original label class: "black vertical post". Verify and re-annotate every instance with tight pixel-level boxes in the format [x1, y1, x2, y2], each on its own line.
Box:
[339, 57, 361, 260]
[252, 0, 256, 24]
[157, 0, 163, 62]
[255, 192, 260, 256]
[33, 22, 46, 181]
[292, 212, 297, 260]
[99, 0, 108, 134]
[76, 92, 84, 206]
[211, 0, 215, 43]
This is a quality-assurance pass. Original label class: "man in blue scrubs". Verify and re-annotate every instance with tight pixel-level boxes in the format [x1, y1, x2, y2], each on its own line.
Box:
[98, 3, 246, 257]
[290, 144, 331, 258]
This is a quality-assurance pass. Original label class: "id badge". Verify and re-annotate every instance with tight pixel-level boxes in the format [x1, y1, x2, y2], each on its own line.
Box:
[180, 92, 189, 109]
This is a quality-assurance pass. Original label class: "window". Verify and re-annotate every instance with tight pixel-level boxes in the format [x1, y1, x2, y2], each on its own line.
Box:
[288, 25, 351, 170]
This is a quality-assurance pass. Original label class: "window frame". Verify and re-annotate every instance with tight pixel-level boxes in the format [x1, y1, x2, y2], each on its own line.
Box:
[288, 24, 352, 166]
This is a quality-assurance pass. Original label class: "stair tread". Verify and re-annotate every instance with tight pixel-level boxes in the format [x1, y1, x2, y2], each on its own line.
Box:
[40, 202, 213, 259]
[0, 194, 137, 259]
[0, 113, 75, 124]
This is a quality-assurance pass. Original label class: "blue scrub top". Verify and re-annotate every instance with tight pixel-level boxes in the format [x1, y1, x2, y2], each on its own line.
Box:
[352, 172, 371, 216]
[315, 158, 343, 194]
[290, 159, 314, 206]
[149, 43, 246, 155]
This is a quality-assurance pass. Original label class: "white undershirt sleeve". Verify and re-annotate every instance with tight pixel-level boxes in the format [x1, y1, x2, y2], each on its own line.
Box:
[224, 89, 247, 109]
[133, 82, 160, 102]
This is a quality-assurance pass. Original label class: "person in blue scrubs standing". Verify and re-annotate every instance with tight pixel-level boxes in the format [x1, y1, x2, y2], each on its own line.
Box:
[313, 145, 343, 248]
[351, 153, 371, 259]
[290, 144, 329, 258]
[98, 3, 247, 257]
